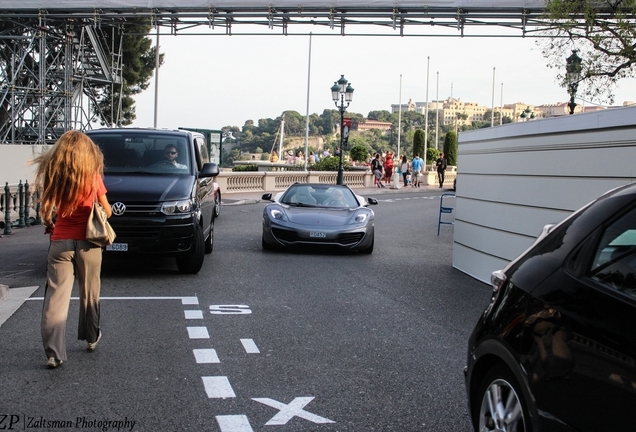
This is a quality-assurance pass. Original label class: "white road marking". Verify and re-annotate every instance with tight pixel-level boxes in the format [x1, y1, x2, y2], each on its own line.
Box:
[209, 304, 252, 314]
[202, 376, 236, 398]
[252, 397, 335, 425]
[193, 349, 220, 364]
[0, 286, 39, 328]
[182, 296, 199, 305]
[216, 415, 253, 432]
[184, 310, 203, 319]
[28, 296, 200, 302]
[240, 339, 260, 354]
[187, 326, 209, 339]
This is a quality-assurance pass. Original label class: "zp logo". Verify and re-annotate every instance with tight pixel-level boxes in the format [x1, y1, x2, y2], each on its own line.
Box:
[0, 415, 20, 430]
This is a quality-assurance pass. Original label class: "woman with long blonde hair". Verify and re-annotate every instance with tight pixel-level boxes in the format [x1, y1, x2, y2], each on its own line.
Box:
[33, 130, 112, 369]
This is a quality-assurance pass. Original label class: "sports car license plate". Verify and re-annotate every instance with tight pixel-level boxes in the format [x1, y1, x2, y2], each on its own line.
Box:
[106, 243, 128, 251]
[309, 231, 326, 238]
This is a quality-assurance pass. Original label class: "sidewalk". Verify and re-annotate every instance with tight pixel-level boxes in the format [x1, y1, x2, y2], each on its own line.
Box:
[222, 183, 452, 205]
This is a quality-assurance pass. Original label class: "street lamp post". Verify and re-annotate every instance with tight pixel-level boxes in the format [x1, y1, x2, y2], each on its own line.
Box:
[566, 50, 583, 115]
[330, 75, 354, 185]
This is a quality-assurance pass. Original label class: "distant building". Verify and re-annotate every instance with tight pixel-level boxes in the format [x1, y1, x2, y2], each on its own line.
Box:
[535, 102, 582, 117]
[391, 97, 630, 123]
[357, 120, 392, 132]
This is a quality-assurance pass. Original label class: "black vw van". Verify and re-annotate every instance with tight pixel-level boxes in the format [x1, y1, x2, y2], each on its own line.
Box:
[86, 128, 219, 274]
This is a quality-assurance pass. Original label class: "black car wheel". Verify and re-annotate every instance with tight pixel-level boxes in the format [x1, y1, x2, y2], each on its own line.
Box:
[204, 217, 214, 254]
[475, 364, 532, 432]
[176, 223, 205, 274]
[214, 191, 221, 218]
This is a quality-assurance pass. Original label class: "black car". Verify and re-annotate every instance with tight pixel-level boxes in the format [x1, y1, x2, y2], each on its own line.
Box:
[465, 182, 636, 432]
[86, 128, 219, 274]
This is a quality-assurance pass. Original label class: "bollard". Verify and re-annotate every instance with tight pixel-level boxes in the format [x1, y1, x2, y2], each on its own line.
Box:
[17, 180, 25, 228]
[3, 182, 12, 235]
[24, 180, 31, 227]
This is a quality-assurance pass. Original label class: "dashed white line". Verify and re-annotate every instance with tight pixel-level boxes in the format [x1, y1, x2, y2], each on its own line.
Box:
[216, 415, 254, 432]
[182, 296, 199, 305]
[202, 376, 236, 398]
[193, 348, 220, 364]
[240, 339, 260, 354]
[187, 326, 210, 339]
[184, 310, 203, 319]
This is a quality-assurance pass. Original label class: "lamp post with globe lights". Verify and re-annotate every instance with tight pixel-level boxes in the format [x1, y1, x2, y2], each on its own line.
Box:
[566, 50, 583, 115]
[330, 75, 354, 185]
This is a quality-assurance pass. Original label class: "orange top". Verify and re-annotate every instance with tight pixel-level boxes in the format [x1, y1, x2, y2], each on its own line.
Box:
[51, 175, 107, 241]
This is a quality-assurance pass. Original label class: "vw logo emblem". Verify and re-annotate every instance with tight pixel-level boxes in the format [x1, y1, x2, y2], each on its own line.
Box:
[112, 202, 126, 216]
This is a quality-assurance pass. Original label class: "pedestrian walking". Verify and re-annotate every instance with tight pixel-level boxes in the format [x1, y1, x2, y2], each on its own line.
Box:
[399, 155, 410, 187]
[384, 150, 394, 184]
[411, 153, 424, 187]
[32, 130, 112, 369]
[371, 153, 385, 188]
[436, 152, 448, 188]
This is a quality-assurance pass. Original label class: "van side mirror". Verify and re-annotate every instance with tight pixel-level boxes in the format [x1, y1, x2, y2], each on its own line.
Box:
[200, 162, 219, 178]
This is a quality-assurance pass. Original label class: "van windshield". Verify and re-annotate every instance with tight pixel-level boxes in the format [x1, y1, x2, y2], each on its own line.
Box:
[90, 133, 192, 174]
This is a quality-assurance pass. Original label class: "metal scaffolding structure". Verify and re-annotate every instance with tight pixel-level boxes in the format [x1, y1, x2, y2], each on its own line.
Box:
[0, 2, 627, 144]
[0, 15, 124, 144]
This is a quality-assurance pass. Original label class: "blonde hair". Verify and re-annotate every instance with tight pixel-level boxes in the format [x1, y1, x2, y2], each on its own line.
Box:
[32, 130, 104, 226]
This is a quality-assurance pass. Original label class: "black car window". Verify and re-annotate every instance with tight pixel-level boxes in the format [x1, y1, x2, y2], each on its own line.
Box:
[588, 206, 636, 298]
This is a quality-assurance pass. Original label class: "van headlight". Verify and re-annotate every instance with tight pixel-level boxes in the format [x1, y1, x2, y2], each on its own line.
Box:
[161, 200, 192, 215]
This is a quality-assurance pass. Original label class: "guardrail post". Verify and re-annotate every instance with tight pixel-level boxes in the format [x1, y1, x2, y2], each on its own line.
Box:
[24, 180, 31, 227]
[17, 180, 26, 228]
[3, 182, 12, 235]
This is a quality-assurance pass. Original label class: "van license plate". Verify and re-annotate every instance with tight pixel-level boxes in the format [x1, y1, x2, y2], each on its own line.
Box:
[309, 231, 326, 238]
[107, 243, 128, 251]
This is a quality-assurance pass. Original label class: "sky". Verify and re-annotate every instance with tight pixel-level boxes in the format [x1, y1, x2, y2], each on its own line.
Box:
[130, 28, 636, 131]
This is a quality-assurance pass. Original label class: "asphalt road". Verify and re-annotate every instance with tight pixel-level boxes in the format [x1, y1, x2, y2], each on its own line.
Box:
[0, 190, 491, 432]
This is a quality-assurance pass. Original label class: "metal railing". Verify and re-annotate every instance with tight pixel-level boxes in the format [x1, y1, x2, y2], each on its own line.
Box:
[1, 181, 41, 234]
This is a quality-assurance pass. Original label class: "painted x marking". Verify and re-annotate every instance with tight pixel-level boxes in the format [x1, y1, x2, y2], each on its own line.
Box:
[252, 397, 335, 425]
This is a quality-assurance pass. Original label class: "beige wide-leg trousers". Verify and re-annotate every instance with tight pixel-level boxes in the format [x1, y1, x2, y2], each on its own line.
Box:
[41, 239, 103, 361]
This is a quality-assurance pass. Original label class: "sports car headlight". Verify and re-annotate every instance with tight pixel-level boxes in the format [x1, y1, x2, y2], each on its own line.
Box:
[350, 211, 369, 224]
[161, 200, 192, 215]
[268, 207, 288, 221]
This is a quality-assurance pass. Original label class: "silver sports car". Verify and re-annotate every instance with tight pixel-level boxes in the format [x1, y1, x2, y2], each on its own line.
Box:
[261, 183, 378, 253]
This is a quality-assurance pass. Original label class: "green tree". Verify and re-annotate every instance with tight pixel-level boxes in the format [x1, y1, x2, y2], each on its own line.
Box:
[443, 131, 458, 166]
[540, 0, 636, 104]
[413, 129, 425, 159]
[349, 143, 370, 163]
[426, 147, 440, 164]
[367, 110, 392, 121]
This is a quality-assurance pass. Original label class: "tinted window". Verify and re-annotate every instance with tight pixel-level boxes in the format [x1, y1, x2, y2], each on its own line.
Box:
[588, 206, 636, 298]
[92, 133, 191, 174]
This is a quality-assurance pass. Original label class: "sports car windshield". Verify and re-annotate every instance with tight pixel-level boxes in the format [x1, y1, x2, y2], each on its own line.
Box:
[280, 185, 359, 208]
[91, 133, 192, 175]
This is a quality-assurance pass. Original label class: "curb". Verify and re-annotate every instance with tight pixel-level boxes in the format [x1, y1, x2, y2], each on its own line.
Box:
[222, 199, 261, 206]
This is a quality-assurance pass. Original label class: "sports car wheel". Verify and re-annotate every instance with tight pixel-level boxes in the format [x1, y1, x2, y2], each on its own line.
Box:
[475, 364, 532, 432]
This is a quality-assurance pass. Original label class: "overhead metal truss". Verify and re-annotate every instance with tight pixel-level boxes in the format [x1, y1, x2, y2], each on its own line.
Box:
[0, 3, 630, 144]
[0, 15, 123, 144]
